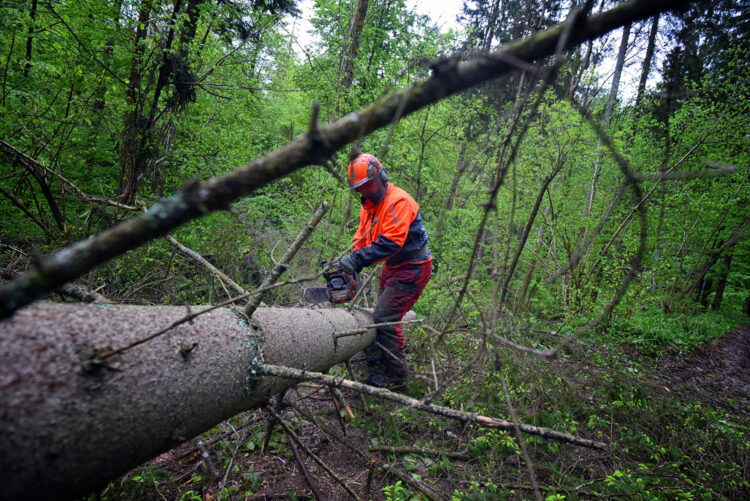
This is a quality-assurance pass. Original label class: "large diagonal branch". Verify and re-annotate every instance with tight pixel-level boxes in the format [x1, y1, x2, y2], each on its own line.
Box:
[0, 0, 689, 319]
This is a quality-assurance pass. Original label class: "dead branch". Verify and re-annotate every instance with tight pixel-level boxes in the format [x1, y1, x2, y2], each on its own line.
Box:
[245, 201, 329, 317]
[261, 395, 287, 456]
[348, 262, 381, 311]
[267, 406, 360, 501]
[166, 235, 249, 297]
[196, 438, 223, 486]
[0, 184, 54, 239]
[286, 426, 324, 500]
[56, 282, 110, 304]
[329, 385, 355, 422]
[260, 364, 608, 450]
[287, 399, 445, 501]
[0, 138, 137, 211]
[0, 0, 688, 319]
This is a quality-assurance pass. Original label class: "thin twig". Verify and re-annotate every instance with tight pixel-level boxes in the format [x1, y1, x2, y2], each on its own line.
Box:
[333, 319, 423, 339]
[287, 400, 445, 501]
[267, 405, 362, 501]
[285, 419, 324, 500]
[166, 235, 249, 297]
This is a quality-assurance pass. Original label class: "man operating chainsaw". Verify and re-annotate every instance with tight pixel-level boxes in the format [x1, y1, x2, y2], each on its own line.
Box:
[339, 153, 432, 389]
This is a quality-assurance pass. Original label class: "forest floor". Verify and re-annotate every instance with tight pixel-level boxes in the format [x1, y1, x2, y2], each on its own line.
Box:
[111, 325, 750, 501]
[658, 324, 750, 418]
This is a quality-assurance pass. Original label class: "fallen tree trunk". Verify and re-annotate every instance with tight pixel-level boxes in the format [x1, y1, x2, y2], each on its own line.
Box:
[0, 302, 379, 500]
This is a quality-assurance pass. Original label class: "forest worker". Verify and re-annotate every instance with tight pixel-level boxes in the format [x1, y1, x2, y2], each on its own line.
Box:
[339, 153, 432, 389]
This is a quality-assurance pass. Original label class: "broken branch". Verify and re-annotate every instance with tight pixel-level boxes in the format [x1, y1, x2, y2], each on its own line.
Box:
[260, 364, 608, 450]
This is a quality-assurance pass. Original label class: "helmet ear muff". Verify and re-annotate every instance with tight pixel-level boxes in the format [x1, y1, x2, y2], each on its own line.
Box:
[367, 157, 388, 183]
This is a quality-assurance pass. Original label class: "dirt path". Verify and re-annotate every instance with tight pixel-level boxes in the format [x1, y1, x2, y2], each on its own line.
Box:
[661, 325, 750, 416]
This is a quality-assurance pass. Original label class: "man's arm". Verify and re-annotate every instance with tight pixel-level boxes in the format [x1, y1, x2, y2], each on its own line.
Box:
[348, 199, 414, 272]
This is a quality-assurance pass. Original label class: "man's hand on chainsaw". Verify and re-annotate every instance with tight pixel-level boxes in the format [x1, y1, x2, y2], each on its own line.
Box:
[340, 255, 357, 274]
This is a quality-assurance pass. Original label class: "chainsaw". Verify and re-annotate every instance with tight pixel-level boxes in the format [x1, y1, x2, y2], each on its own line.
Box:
[303, 260, 359, 304]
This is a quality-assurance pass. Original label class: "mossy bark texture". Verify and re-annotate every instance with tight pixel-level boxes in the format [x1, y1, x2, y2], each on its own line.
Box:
[0, 302, 375, 500]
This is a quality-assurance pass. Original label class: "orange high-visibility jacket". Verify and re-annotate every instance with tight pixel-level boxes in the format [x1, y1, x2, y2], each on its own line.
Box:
[349, 183, 431, 271]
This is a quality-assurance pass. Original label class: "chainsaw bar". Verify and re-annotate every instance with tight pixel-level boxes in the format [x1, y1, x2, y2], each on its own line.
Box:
[303, 286, 331, 304]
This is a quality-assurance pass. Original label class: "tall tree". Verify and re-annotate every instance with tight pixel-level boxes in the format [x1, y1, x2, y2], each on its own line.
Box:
[634, 14, 660, 111]
[603, 22, 631, 123]
[339, 0, 370, 92]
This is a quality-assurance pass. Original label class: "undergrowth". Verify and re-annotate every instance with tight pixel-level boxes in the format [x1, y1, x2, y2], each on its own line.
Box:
[600, 309, 749, 357]
[89, 309, 750, 500]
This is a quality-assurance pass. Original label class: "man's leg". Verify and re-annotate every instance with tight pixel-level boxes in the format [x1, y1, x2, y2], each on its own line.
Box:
[369, 261, 432, 386]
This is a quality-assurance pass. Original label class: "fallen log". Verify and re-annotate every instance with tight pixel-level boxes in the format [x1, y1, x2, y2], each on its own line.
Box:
[0, 302, 379, 500]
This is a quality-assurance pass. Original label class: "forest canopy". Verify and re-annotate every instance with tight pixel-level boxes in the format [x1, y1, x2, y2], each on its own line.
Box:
[1, 0, 748, 499]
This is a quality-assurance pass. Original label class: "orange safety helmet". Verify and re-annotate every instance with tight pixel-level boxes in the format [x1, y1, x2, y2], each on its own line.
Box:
[347, 154, 388, 190]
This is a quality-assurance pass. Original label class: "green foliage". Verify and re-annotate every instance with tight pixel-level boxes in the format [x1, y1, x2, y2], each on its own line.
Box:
[3, 1, 750, 500]
[452, 480, 501, 501]
[382, 480, 410, 501]
[602, 310, 748, 357]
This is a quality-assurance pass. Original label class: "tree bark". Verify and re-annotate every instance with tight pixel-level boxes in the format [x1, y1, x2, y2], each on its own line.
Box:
[339, 0, 370, 91]
[710, 250, 733, 310]
[0, 302, 380, 500]
[119, 0, 154, 204]
[604, 22, 631, 123]
[634, 14, 659, 110]
[23, 0, 38, 78]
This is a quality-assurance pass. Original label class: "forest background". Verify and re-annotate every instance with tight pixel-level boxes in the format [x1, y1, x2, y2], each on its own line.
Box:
[0, 0, 749, 499]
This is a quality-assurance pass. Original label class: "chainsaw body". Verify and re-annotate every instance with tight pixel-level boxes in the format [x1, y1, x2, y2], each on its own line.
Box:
[303, 261, 359, 304]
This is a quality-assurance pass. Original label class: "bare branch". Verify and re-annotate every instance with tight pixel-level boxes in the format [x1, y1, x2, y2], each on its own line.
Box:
[260, 364, 609, 450]
[245, 201, 330, 317]
[267, 405, 361, 501]
[166, 235, 249, 297]
[287, 399, 445, 501]
[0, 0, 691, 319]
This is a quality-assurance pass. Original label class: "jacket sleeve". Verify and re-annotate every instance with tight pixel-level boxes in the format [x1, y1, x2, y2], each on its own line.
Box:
[352, 207, 369, 251]
[350, 198, 415, 271]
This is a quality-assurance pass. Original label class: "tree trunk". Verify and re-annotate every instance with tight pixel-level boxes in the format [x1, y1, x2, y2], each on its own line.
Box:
[634, 14, 659, 111]
[0, 302, 384, 500]
[415, 106, 431, 202]
[23, 0, 38, 78]
[604, 22, 631, 124]
[339, 0, 370, 91]
[710, 250, 733, 311]
[500, 160, 564, 303]
[119, 0, 153, 205]
[519, 206, 550, 307]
